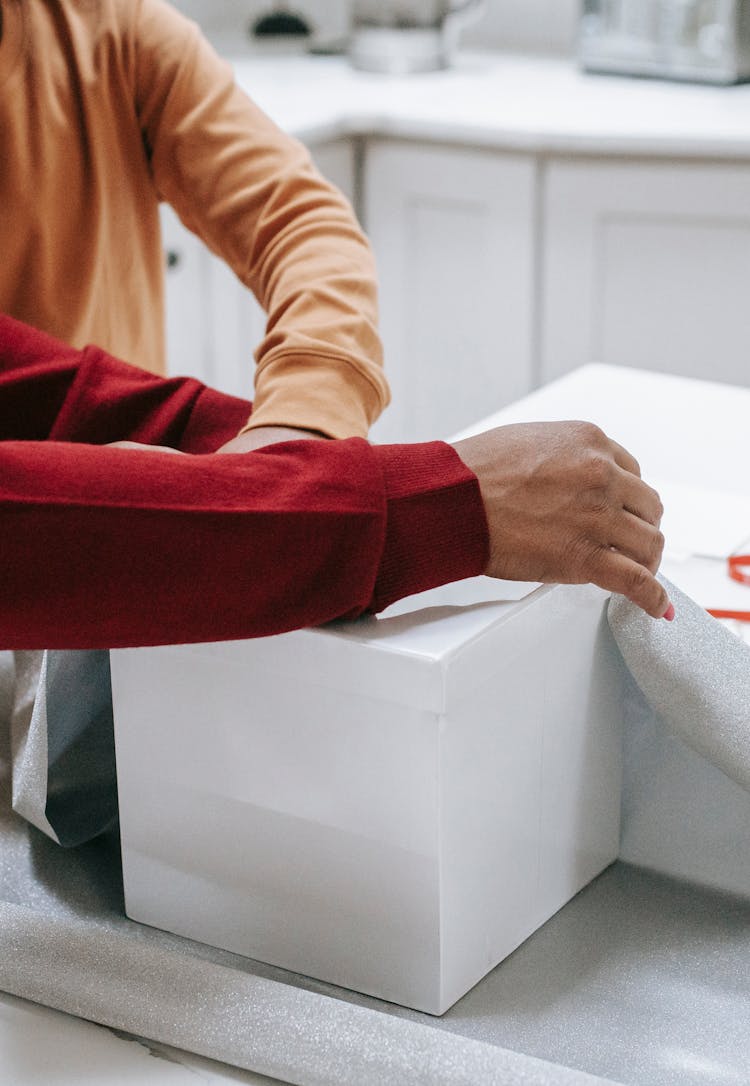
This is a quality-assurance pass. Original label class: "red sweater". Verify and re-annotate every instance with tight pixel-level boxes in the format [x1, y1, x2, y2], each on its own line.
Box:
[0, 315, 489, 649]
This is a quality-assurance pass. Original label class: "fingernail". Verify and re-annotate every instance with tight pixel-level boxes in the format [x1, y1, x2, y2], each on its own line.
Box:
[662, 603, 675, 622]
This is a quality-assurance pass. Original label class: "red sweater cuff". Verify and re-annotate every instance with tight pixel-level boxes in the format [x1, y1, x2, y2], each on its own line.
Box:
[371, 441, 490, 614]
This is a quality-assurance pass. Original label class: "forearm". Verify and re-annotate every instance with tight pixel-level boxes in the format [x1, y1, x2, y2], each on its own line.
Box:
[0, 438, 487, 650]
[234, 154, 388, 439]
[135, 0, 389, 439]
[0, 313, 486, 648]
[0, 314, 251, 451]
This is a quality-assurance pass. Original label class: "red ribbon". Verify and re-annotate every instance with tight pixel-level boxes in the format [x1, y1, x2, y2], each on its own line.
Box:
[707, 553, 750, 621]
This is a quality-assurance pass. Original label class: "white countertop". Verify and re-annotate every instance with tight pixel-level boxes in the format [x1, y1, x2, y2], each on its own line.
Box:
[0, 991, 285, 1086]
[227, 49, 750, 159]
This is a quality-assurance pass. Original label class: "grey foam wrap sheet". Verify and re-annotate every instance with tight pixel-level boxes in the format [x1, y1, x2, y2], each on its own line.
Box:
[607, 575, 750, 793]
[2, 571, 750, 1085]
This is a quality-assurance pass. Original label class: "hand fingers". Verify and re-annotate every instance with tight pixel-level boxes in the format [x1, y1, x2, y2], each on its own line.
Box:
[618, 469, 664, 528]
[590, 548, 671, 618]
[607, 510, 665, 574]
[609, 439, 641, 478]
[609, 440, 664, 528]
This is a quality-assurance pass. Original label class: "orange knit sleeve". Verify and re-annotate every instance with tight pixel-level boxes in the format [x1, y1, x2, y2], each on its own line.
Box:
[131, 0, 389, 439]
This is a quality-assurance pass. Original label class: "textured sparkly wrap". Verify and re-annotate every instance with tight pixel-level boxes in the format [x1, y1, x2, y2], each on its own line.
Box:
[608, 575, 750, 793]
[2, 577, 750, 1084]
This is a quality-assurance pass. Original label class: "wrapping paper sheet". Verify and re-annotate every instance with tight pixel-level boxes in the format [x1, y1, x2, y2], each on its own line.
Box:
[3, 573, 750, 1086]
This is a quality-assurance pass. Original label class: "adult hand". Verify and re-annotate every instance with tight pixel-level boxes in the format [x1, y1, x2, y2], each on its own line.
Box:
[216, 426, 328, 454]
[451, 420, 671, 619]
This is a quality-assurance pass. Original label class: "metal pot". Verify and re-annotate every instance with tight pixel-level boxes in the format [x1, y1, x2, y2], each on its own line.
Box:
[349, 0, 486, 74]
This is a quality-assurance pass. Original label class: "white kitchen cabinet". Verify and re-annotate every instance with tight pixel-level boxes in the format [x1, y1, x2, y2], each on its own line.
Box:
[365, 140, 536, 443]
[161, 203, 213, 386]
[164, 127, 750, 438]
[162, 138, 356, 399]
[307, 139, 356, 206]
[541, 159, 750, 387]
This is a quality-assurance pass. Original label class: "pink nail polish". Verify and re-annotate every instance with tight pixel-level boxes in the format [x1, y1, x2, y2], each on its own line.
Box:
[663, 603, 675, 622]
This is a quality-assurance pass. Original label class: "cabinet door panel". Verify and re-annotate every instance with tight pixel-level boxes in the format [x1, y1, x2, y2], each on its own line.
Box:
[161, 203, 212, 384]
[365, 141, 536, 443]
[542, 160, 750, 387]
[310, 140, 356, 206]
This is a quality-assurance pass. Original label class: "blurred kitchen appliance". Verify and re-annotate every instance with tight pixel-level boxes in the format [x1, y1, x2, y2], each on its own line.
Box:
[579, 0, 750, 84]
[350, 0, 486, 74]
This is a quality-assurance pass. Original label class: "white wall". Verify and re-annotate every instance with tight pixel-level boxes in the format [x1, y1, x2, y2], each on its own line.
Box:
[169, 1, 580, 56]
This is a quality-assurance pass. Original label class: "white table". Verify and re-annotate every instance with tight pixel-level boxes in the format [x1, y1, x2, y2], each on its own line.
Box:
[3, 363, 750, 1086]
[455, 362, 750, 634]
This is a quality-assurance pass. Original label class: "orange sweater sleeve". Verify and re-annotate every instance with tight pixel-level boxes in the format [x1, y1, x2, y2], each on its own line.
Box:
[132, 0, 390, 439]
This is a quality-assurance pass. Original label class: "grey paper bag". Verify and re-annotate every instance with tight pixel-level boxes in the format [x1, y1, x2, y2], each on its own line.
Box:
[10, 649, 118, 847]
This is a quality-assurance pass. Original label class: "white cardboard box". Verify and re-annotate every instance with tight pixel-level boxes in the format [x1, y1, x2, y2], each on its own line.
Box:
[111, 575, 623, 1015]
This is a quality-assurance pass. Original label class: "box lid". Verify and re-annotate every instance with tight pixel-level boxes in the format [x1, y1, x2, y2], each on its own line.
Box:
[177, 577, 548, 714]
